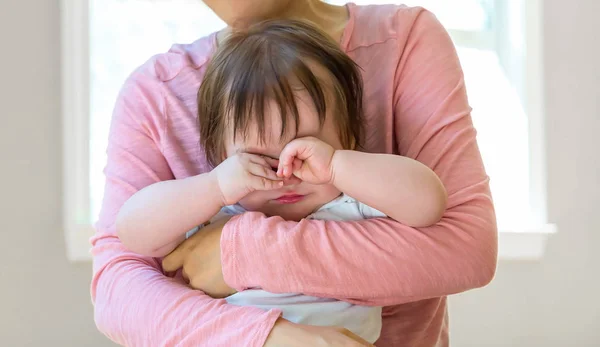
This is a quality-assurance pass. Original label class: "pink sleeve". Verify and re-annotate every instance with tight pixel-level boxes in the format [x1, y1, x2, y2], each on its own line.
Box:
[220, 10, 497, 307]
[91, 69, 280, 346]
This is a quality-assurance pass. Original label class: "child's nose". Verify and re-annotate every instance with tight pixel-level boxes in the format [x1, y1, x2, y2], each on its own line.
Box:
[283, 175, 301, 186]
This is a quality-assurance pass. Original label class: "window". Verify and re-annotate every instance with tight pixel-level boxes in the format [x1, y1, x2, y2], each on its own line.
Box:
[61, 0, 553, 261]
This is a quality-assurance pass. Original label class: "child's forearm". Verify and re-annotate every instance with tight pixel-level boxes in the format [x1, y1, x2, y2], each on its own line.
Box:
[116, 172, 223, 257]
[331, 150, 447, 227]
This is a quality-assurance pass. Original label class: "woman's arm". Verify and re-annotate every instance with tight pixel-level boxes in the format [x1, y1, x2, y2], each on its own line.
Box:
[116, 173, 223, 257]
[331, 150, 447, 226]
[218, 9, 497, 307]
[92, 70, 281, 346]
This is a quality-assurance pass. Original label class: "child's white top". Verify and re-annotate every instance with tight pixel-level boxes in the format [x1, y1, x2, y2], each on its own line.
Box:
[206, 193, 386, 223]
[188, 194, 386, 343]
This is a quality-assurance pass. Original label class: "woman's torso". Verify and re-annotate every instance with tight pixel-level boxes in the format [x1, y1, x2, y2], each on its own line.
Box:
[136, 3, 448, 346]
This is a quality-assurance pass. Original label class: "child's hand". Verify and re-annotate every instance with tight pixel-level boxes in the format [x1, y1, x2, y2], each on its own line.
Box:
[278, 136, 336, 184]
[211, 153, 283, 206]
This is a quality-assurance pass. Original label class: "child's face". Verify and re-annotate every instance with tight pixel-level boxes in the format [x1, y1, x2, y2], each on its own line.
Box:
[224, 92, 344, 221]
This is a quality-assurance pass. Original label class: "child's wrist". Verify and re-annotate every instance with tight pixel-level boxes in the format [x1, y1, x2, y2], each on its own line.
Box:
[329, 149, 346, 187]
[205, 170, 228, 208]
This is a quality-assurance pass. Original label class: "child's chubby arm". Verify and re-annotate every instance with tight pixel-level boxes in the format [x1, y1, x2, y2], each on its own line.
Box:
[116, 153, 283, 257]
[278, 137, 447, 227]
[331, 150, 447, 226]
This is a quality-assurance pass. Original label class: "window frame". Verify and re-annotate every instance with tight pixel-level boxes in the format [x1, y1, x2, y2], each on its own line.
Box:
[61, 0, 553, 262]
[61, 0, 95, 261]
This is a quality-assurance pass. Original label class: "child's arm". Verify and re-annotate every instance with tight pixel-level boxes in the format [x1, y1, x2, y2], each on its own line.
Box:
[331, 150, 446, 226]
[278, 137, 447, 227]
[117, 153, 283, 257]
[116, 173, 223, 257]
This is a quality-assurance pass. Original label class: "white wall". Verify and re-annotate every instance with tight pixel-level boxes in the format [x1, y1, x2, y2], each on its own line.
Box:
[450, 1, 600, 346]
[0, 1, 111, 346]
[0, 0, 597, 346]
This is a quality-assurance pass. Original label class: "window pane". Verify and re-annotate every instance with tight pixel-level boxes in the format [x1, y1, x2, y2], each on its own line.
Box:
[89, 0, 225, 221]
[458, 47, 530, 229]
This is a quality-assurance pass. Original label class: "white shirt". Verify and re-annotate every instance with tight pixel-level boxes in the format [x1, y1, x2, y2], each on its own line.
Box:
[188, 195, 386, 343]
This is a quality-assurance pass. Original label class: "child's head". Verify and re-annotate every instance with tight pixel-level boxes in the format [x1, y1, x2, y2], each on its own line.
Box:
[198, 19, 364, 220]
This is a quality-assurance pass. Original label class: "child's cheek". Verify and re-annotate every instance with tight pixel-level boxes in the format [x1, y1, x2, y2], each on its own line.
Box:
[237, 191, 270, 211]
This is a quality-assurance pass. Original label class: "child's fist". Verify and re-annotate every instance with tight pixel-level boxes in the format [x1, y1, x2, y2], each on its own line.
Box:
[278, 137, 336, 185]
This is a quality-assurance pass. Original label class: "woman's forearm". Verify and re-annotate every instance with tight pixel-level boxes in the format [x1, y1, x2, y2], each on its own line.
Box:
[332, 150, 447, 227]
[116, 172, 223, 257]
[221, 192, 496, 307]
[92, 232, 280, 346]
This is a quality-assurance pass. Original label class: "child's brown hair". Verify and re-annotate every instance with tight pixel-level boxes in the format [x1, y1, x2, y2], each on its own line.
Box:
[198, 19, 364, 167]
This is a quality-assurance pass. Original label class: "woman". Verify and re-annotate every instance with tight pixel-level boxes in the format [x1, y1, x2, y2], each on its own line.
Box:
[91, 1, 498, 346]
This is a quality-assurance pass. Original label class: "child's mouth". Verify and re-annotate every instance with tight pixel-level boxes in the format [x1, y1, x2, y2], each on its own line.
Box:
[274, 194, 305, 204]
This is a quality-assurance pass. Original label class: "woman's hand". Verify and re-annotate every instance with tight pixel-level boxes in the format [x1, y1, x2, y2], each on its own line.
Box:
[264, 319, 374, 347]
[277, 136, 336, 184]
[162, 217, 236, 298]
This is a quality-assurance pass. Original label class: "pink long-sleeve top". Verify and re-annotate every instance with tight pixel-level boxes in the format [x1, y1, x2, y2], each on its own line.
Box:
[91, 3, 498, 346]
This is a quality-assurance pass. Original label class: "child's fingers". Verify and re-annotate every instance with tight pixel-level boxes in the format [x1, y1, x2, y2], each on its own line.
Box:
[247, 162, 282, 181]
[260, 156, 280, 170]
[278, 151, 297, 178]
[250, 174, 284, 191]
[292, 158, 303, 173]
[246, 160, 284, 190]
[279, 139, 314, 177]
[248, 155, 279, 174]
